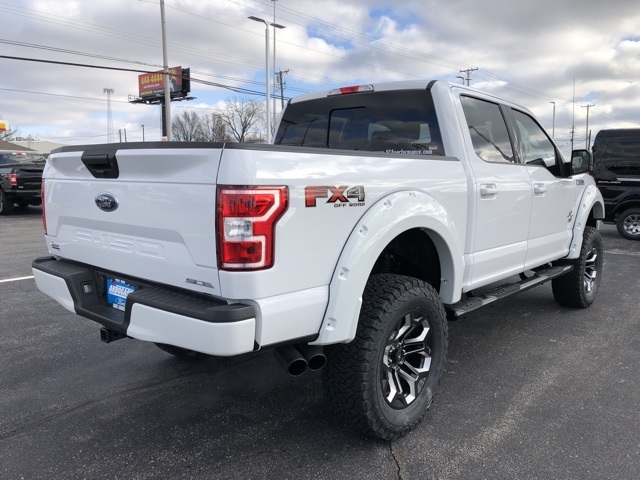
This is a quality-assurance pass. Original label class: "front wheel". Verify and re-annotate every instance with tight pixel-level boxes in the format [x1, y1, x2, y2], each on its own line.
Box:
[552, 226, 603, 308]
[616, 208, 640, 240]
[322, 274, 448, 440]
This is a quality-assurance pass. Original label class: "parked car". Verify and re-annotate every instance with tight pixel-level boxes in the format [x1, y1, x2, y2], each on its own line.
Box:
[591, 128, 640, 240]
[0, 150, 45, 214]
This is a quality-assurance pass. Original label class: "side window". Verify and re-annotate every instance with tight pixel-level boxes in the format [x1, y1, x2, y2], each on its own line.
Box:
[460, 96, 515, 164]
[602, 140, 640, 176]
[511, 109, 559, 172]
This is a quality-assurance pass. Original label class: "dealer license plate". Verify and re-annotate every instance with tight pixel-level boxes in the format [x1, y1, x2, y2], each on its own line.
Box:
[106, 278, 135, 311]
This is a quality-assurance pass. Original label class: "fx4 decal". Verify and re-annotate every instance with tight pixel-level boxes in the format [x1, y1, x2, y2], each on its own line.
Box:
[305, 185, 366, 208]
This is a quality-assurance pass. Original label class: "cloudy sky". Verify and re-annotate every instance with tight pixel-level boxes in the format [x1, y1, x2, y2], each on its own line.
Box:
[1, 0, 639, 153]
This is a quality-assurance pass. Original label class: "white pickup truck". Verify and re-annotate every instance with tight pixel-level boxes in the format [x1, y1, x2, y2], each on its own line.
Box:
[33, 80, 604, 440]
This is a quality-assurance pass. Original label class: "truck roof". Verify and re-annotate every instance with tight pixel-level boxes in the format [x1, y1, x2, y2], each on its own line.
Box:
[286, 79, 534, 116]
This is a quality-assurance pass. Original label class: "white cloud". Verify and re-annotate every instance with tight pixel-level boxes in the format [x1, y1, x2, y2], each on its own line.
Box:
[0, 0, 638, 146]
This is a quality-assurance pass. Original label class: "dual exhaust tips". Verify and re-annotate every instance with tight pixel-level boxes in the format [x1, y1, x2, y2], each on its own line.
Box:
[101, 325, 325, 376]
[274, 344, 326, 377]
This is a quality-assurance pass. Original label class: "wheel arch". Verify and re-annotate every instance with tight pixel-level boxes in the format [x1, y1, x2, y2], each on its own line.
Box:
[612, 198, 640, 221]
[313, 190, 463, 345]
[567, 185, 605, 259]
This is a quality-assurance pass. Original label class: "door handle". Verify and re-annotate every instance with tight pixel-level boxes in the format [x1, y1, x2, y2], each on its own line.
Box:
[534, 183, 547, 195]
[480, 184, 498, 197]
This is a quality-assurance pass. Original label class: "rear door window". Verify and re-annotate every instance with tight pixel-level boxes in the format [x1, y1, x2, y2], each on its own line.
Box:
[275, 89, 444, 156]
[460, 96, 515, 164]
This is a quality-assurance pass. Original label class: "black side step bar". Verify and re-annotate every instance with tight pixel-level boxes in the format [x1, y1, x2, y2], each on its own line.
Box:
[445, 264, 574, 320]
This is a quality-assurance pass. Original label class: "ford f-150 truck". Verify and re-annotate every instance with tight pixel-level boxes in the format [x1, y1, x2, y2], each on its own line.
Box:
[32, 80, 604, 440]
[0, 150, 45, 214]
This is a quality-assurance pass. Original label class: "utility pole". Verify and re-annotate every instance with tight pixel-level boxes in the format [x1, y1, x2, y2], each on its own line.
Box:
[550, 101, 556, 139]
[103, 87, 114, 143]
[276, 69, 289, 109]
[459, 67, 478, 86]
[582, 104, 595, 149]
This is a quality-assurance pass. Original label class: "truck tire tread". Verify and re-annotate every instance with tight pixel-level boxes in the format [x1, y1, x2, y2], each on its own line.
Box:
[552, 226, 603, 308]
[322, 274, 448, 440]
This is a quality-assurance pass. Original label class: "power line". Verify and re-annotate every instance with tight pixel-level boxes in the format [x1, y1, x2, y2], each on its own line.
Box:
[0, 55, 280, 97]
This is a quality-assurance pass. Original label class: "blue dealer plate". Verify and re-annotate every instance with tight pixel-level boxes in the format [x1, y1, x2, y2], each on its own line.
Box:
[106, 278, 135, 311]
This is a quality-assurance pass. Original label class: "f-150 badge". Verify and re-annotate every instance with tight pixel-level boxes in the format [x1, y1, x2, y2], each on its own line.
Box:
[305, 185, 365, 208]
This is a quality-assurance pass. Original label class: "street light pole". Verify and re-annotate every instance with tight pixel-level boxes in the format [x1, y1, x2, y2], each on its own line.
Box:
[272, 0, 278, 138]
[160, 0, 172, 141]
[248, 16, 285, 144]
[550, 101, 556, 139]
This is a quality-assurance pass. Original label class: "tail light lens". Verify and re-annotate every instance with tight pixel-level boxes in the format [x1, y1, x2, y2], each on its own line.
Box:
[9, 173, 17, 186]
[41, 180, 47, 234]
[217, 186, 288, 270]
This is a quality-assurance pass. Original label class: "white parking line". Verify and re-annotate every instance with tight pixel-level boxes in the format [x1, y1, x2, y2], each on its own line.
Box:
[0, 276, 35, 283]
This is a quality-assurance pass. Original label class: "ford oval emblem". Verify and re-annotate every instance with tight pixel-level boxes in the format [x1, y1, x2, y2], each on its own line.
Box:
[95, 193, 119, 212]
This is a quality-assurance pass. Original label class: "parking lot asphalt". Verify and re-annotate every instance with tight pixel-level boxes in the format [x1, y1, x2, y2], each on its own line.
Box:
[1, 208, 639, 480]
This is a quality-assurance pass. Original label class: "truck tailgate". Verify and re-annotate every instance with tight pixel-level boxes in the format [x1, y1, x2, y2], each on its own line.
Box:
[43, 143, 224, 296]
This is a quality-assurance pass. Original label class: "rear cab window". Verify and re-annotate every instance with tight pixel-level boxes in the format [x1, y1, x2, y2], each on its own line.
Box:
[0, 152, 46, 166]
[275, 89, 444, 156]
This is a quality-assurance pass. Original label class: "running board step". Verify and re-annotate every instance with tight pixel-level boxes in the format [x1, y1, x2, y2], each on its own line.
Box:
[445, 264, 574, 320]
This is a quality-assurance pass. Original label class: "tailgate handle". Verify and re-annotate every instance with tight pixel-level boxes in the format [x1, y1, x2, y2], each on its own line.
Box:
[81, 152, 120, 179]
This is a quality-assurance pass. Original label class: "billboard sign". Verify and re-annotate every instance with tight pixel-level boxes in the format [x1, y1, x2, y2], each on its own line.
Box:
[138, 66, 182, 98]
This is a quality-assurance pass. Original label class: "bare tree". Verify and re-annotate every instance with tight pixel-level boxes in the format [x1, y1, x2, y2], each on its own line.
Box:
[172, 111, 203, 142]
[0, 118, 20, 142]
[218, 96, 265, 143]
[200, 113, 230, 142]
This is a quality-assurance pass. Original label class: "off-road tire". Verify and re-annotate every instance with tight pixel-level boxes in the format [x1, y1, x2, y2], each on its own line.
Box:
[154, 343, 208, 360]
[616, 208, 640, 241]
[0, 189, 14, 215]
[552, 226, 603, 308]
[322, 274, 448, 440]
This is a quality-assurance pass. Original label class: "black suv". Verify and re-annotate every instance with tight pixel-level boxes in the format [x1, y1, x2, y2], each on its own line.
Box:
[590, 129, 640, 240]
[0, 150, 45, 215]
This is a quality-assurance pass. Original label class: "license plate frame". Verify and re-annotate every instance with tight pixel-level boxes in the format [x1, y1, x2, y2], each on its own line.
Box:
[106, 277, 136, 311]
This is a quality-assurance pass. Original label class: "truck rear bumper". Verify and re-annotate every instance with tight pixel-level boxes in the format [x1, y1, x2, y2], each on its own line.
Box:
[32, 257, 257, 356]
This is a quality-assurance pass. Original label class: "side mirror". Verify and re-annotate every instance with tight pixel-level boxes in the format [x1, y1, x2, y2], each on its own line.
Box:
[571, 149, 592, 175]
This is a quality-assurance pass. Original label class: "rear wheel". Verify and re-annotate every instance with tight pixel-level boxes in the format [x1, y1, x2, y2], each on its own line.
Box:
[552, 226, 603, 308]
[322, 274, 448, 440]
[154, 343, 208, 360]
[0, 189, 14, 215]
[616, 208, 640, 240]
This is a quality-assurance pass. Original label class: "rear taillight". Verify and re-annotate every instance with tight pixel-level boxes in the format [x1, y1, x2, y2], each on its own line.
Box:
[41, 181, 47, 234]
[217, 186, 288, 270]
[9, 173, 17, 186]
